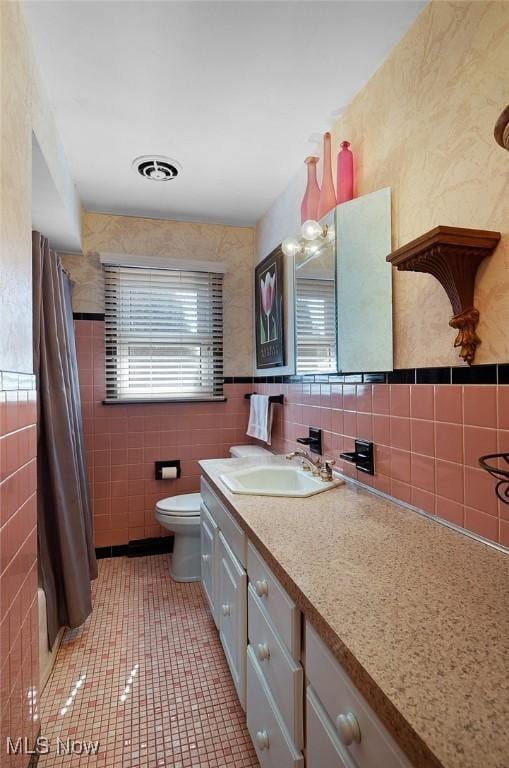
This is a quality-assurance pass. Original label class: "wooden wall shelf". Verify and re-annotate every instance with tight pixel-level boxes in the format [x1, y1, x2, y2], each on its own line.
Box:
[387, 226, 501, 365]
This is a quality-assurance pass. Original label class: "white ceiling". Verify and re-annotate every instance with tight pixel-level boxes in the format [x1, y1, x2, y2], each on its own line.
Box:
[24, 1, 425, 227]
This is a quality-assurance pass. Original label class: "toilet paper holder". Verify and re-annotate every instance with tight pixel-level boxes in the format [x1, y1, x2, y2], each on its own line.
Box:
[155, 460, 181, 480]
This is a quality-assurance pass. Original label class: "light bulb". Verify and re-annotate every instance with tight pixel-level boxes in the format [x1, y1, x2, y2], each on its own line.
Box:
[301, 219, 323, 241]
[282, 238, 302, 258]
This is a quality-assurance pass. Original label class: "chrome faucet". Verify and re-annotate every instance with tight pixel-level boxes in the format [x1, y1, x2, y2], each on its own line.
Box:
[286, 450, 336, 482]
[286, 449, 321, 475]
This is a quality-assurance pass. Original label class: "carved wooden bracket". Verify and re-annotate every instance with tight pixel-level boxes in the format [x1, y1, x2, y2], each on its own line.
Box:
[494, 105, 509, 151]
[387, 226, 501, 365]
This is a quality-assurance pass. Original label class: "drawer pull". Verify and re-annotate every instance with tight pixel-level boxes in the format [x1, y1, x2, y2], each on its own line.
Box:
[257, 643, 270, 661]
[202, 554, 210, 562]
[221, 604, 231, 617]
[336, 712, 361, 746]
[255, 730, 270, 750]
[255, 579, 269, 598]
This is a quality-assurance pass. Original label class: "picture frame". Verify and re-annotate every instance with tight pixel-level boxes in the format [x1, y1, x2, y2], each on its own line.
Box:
[255, 245, 285, 368]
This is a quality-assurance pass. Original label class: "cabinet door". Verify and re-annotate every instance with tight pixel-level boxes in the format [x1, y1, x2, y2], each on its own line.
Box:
[306, 686, 355, 768]
[200, 503, 218, 627]
[337, 187, 392, 372]
[218, 532, 247, 709]
[247, 647, 304, 768]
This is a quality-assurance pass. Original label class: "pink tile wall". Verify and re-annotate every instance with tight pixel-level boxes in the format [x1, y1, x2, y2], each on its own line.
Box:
[0, 381, 39, 761]
[262, 381, 509, 548]
[75, 321, 253, 547]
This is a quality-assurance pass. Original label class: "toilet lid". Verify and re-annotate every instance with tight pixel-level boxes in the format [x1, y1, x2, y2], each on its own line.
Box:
[156, 493, 201, 517]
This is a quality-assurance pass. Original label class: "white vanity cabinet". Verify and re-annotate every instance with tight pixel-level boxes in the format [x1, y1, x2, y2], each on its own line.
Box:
[200, 478, 248, 709]
[200, 473, 414, 768]
[305, 622, 412, 768]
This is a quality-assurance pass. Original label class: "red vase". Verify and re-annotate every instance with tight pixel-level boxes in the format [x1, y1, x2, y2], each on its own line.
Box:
[317, 132, 336, 219]
[300, 156, 320, 223]
[336, 140, 354, 203]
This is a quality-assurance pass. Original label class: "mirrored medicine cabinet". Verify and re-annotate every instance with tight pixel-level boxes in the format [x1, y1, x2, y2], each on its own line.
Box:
[293, 187, 393, 375]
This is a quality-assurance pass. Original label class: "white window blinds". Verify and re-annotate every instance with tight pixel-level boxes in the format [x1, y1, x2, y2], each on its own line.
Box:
[295, 278, 337, 374]
[103, 265, 224, 402]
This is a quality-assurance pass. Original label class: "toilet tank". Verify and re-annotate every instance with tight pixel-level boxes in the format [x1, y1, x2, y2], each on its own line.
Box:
[229, 445, 272, 458]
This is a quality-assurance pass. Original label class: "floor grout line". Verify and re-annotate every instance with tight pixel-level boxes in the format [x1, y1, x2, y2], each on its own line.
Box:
[38, 555, 259, 767]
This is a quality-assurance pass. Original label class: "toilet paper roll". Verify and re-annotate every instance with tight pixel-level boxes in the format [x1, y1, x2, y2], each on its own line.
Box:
[161, 466, 178, 480]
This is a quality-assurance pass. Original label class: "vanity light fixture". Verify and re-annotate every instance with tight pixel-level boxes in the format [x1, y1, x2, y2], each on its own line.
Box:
[282, 237, 303, 258]
[282, 220, 334, 259]
[301, 219, 328, 241]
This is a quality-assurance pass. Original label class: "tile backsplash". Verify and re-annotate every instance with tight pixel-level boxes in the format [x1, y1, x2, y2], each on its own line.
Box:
[76, 318, 509, 549]
[260, 380, 508, 548]
[75, 320, 253, 548]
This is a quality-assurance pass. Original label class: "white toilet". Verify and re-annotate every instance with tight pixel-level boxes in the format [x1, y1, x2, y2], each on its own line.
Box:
[155, 444, 272, 582]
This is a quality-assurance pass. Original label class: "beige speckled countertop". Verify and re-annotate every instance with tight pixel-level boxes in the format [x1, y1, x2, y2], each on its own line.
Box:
[199, 455, 509, 768]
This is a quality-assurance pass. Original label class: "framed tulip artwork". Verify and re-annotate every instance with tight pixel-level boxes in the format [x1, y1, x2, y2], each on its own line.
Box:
[255, 245, 285, 368]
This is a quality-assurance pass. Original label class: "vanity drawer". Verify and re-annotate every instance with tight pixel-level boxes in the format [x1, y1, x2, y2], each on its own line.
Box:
[306, 686, 355, 768]
[305, 622, 411, 768]
[200, 502, 218, 627]
[247, 543, 301, 660]
[248, 585, 303, 749]
[247, 646, 304, 768]
[201, 478, 247, 567]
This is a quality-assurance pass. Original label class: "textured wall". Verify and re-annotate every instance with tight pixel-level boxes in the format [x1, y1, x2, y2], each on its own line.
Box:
[75, 319, 254, 547]
[257, 0, 509, 370]
[0, 2, 82, 374]
[62, 211, 255, 376]
[0, 2, 33, 374]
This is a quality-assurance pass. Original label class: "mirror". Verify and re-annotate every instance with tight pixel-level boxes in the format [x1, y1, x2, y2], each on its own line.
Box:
[337, 187, 392, 372]
[294, 212, 337, 374]
[292, 187, 392, 375]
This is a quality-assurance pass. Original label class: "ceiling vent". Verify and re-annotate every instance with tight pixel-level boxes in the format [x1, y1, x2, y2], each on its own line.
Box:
[132, 155, 181, 182]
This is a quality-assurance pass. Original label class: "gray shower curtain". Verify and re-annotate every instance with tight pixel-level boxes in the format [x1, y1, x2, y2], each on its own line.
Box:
[33, 232, 97, 647]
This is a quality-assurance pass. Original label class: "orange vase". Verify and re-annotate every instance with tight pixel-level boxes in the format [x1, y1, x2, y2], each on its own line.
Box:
[300, 156, 320, 223]
[317, 132, 336, 219]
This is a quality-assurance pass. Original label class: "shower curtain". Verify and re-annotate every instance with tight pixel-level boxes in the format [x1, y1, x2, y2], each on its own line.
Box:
[33, 232, 97, 647]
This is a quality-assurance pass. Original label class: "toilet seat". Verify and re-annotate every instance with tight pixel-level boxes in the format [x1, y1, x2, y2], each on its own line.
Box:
[155, 493, 201, 517]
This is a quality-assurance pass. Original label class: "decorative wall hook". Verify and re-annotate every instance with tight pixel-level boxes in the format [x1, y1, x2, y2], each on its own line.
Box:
[387, 226, 501, 365]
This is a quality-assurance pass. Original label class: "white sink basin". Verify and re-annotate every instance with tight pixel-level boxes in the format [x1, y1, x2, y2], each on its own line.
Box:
[220, 465, 343, 498]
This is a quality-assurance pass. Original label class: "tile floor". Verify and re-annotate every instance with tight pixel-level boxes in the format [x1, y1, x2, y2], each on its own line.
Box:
[38, 555, 259, 767]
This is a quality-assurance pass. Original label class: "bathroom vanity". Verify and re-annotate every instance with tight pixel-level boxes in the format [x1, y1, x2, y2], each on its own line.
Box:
[199, 455, 509, 768]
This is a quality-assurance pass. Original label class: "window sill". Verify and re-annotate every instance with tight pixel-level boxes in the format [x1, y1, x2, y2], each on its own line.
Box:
[102, 397, 227, 405]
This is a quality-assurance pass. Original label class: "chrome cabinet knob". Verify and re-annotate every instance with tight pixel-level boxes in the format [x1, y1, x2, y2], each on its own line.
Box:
[257, 643, 270, 661]
[255, 579, 268, 598]
[202, 554, 210, 562]
[255, 730, 269, 750]
[336, 712, 361, 746]
[221, 604, 230, 617]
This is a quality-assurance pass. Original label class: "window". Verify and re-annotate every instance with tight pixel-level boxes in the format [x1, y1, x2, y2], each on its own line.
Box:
[295, 277, 337, 374]
[103, 264, 224, 402]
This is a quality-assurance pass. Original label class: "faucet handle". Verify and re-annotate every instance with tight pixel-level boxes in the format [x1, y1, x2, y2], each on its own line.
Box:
[319, 457, 336, 482]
